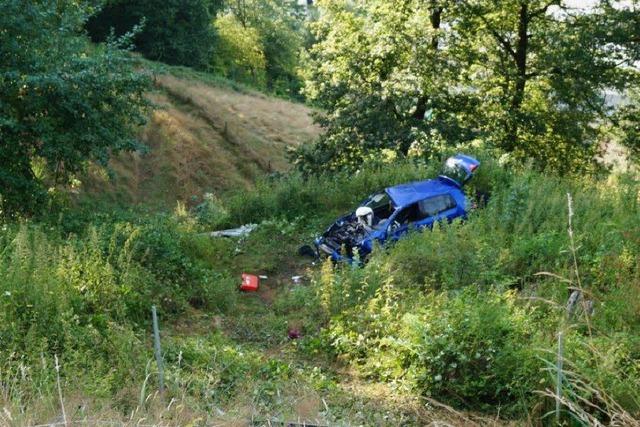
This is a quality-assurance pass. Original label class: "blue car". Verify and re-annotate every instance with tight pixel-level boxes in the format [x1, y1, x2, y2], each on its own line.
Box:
[314, 154, 480, 262]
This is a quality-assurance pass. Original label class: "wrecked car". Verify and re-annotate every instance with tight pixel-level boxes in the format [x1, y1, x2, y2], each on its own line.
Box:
[314, 154, 480, 262]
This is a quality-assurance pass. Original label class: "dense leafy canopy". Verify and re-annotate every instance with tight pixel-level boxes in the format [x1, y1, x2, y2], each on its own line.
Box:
[615, 89, 640, 161]
[218, 0, 306, 95]
[88, 0, 306, 95]
[87, 0, 219, 70]
[0, 0, 150, 216]
[213, 13, 268, 86]
[295, 0, 640, 173]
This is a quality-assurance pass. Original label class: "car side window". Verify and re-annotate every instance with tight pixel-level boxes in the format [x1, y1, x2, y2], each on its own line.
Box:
[393, 195, 457, 229]
[418, 195, 456, 218]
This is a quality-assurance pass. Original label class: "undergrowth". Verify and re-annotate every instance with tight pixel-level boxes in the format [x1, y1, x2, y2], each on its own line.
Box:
[1, 155, 639, 425]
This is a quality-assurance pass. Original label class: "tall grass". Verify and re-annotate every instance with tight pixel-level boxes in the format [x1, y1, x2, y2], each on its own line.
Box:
[1, 156, 638, 423]
[305, 166, 640, 418]
[0, 214, 238, 418]
[216, 155, 490, 228]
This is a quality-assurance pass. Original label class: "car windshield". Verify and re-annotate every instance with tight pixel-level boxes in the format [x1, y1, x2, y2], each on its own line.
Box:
[363, 192, 395, 228]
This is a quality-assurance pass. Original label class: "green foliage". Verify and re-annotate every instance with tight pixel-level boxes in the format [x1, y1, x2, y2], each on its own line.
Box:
[2, 150, 640, 422]
[453, 0, 637, 173]
[107, 216, 238, 313]
[212, 13, 267, 87]
[0, 212, 237, 403]
[309, 162, 640, 415]
[328, 287, 545, 412]
[163, 334, 257, 402]
[87, 0, 218, 70]
[614, 88, 640, 162]
[561, 332, 640, 417]
[218, 0, 306, 96]
[397, 289, 544, 411]
[297, 0, 640, 173]
[220, 159, 440, 227]
[193, 192, 230, 229]
[297, 0, 476, 172]
[0, 0, 150, 217]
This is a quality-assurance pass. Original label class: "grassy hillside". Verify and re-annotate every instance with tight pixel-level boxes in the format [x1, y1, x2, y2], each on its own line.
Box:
[81, 65, 320, 208]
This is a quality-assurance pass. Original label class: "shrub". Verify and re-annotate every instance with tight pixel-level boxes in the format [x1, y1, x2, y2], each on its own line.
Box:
[399, 289, 548, 412]
[0, 212, 237, 405]
[327, 285, 550, 413]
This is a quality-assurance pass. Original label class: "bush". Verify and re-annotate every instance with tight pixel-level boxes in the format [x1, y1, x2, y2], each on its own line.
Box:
[0, 0, 149, 217]
[399, 289, 547, 412]
[212, 13, 267, 87]
[0, 212, 237, 404]
[105, 216, 236, 314]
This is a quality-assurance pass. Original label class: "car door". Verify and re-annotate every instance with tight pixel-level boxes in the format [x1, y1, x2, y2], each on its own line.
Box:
[387, 203, 421, 241]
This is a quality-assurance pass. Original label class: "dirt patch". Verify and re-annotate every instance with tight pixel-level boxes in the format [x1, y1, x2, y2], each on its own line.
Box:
[258, 282, 278, 305]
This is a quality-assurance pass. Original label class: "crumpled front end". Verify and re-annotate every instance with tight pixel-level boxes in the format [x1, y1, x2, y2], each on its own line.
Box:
[314, 215, 372, 262]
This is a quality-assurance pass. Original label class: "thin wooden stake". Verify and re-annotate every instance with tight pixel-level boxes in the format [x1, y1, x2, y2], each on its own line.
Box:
[152, 305, 165, 394]
[54, 354, 68, 427]
[556, 331, 564, 424]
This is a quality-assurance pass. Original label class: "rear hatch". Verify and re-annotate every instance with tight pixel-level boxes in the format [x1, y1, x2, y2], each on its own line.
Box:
[439, 154, 480, 187]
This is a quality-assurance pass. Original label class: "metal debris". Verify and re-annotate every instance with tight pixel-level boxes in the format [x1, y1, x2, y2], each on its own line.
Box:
[208, 224, 257, 238]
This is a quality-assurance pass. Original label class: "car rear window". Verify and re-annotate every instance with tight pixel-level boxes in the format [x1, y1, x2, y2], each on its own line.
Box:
[441, 158, 471, 185]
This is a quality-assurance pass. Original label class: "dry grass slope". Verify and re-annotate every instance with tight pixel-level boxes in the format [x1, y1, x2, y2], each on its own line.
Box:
[82, 73, 320, 207]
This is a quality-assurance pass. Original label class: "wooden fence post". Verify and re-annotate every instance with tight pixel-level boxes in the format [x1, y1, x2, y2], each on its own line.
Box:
[556, 330, 564, 424]
[152, 305, 165, 394]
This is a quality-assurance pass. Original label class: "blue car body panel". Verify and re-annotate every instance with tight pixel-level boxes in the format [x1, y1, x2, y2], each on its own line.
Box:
[386, 178, 462, 207]
[314, 154, 480, 262]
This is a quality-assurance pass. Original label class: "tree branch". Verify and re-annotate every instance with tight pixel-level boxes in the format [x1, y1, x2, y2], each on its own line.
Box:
[530, 0, 560, 18]
[458, 0, 517, 61]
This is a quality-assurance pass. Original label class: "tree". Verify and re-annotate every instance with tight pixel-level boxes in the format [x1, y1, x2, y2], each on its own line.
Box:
[221, 0, 306, 95]
[86, 0, 218, 70]
[212, 13, 267, 87]
[297, 0, 639, 173]
[0, 0, 150, 216]
[614, 89, 640, 163]
[594, 0, 640, 164]
[295, 0, 478, 173]
[454, 0, 638, 172]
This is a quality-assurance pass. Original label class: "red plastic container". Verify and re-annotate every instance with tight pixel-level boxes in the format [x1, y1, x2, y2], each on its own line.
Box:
[240, 273, 259, 292]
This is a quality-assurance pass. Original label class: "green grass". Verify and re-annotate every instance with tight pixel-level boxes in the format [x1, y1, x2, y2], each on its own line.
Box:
[2, 157, 639, 425]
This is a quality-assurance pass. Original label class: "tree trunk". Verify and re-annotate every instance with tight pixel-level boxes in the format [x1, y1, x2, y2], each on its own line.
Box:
[412, 4, 442, 121]
[506, 2, 529, 151]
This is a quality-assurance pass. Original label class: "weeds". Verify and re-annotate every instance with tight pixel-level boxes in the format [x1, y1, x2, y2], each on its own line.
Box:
[1, 157, 639, 424]
[312, 166, 640, 418]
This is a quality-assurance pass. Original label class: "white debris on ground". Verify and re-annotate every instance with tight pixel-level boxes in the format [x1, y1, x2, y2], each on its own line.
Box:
[207, 224, 258, 238]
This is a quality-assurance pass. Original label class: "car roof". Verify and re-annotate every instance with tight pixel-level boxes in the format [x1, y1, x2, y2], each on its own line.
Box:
[385, 177, 458, 208]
